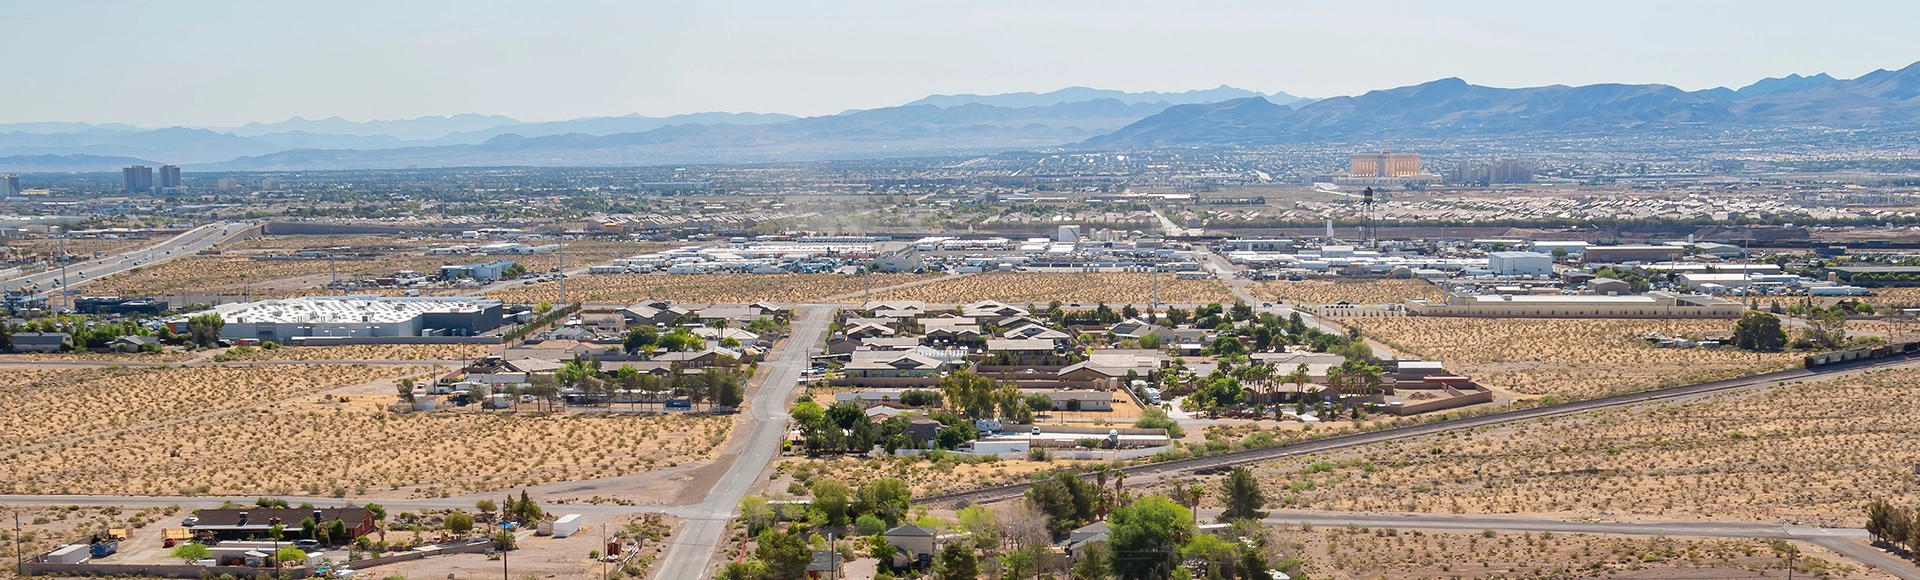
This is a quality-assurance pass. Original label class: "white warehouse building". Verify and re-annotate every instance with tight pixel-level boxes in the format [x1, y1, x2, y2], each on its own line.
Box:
[1488, 251, 1553, 276]
[182, 296, 507, 342]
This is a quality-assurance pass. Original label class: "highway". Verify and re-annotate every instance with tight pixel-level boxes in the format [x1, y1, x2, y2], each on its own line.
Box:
[919, 352, 1920, 507]
[651, 305, 834, 580]
[0, 221, 250, 296]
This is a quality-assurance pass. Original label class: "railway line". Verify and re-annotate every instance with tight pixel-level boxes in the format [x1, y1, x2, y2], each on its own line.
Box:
[920, 349, 1920, 507]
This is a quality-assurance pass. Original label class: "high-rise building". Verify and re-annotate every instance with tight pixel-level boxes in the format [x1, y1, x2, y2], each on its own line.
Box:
[1350, 150, 1422, 178]
[158, 165, 182, 188]
[122, 165, 153, 192]
[1445, 159, 1536, 184]
[0, 174, 18, 197]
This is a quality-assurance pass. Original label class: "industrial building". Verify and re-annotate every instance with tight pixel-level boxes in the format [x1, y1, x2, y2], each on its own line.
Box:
[439, 259, 518, 282]
[1488, 251, 1553, 276]
[1407, 292, 1744, 318]
[188, 296, 505, 342]
[74, 296, 167, 316]
[1584, 245, 1685, 263]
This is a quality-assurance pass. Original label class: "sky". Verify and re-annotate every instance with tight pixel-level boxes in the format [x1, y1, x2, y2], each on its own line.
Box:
[5, 0, 1920, 127]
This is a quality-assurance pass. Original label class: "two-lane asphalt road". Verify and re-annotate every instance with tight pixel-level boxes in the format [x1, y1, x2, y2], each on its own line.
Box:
[651, 305, 835, 579]
[0, 221, 250, 295]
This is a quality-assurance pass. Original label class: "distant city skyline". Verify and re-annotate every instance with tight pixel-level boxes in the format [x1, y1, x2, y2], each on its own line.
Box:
[4, 0, 1918, 127]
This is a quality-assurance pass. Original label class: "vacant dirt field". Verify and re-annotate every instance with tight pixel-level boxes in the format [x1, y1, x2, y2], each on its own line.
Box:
[770, 455, 1097, 499]
[2, 393, 730, 498]
[1350, 317, 1802, 399]
[5, 236, 154, 259]
[1251, 278, 1445, 305]
[0, 364, 432, 456]
[1239, 368, 1920, 527]
[490, 272, 935, 305]
[1858, 287, 1920, 309]
[868, 272, 1235, 305]
[1258, 525, 1875, 580]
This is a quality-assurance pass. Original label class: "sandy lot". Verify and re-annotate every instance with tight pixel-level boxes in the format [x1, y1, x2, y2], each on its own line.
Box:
[868, 272, 1236, 305]
[1351, 316, 1803, 399]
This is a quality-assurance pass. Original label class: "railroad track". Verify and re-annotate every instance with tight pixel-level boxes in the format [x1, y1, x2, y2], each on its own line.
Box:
[920, 352, 1920, 507]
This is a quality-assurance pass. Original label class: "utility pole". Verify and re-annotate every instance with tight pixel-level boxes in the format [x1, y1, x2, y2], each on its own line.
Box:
[602, 522, 608, 580]
[557, 241, 566, 305]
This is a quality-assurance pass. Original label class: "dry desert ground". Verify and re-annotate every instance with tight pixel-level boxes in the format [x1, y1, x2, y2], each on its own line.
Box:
[1350, 316, 1803, 399]
[488, 272, 936, 304]
[1227, 367, 1919, 526]
[1251, 278, 1445, 306]
[0, 363, 733, 499]
[868, 272, 1236, 305]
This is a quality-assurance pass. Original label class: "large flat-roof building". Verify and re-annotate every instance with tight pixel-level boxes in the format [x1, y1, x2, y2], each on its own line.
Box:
[1407, 292, 1744, 318]
[189, 296, 505, 342]
[1488, 251, 1552, 276]
[1584, 245, 1685, 263]
[1351, 150, 1422, 178]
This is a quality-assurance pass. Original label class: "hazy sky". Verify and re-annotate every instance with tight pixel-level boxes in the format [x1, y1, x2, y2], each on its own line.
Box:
[6, 0, 1919, 127]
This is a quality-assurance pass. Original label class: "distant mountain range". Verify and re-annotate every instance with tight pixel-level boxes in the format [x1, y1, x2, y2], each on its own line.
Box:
[1084, 62, 1920, 148]
[3, 67, 1920, 172]
[904, 86, 1308, 109]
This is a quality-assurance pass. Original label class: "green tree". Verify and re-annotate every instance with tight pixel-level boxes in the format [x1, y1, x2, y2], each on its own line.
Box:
[475, 499, 497, 513]
[810, 479, 851, 527]
[853, 478, 912, 526]
[623, 326, 659, 354]
[933, 542, 979, 580]
[755, 529, 814, 580]
[1219, 466, 1268, 521]
[185, 313, 224, 347]
[1109, 495, 1196, 580]
[1070, 540, 1111, 580]
[1732, 310, 1789, 352]
[855, 514, 887, 536]
[171, 542, 211, 563]
[275, 546, 307, 566]
[444, 512, 475, 534]
[1137, 332, 1162, 350]
[1805, 309, 1848, 348]
[1026, 473, 1098, 536]
[956, 505, 998, 550]
[1181, 533, 1241, 579]
[940, 371, 1000, 420]
[327, 519, 350, 544]
[492, 529, 517, 550]
[300, 517, 319, 541]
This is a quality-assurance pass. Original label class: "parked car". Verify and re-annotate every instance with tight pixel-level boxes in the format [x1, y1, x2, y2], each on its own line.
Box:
[295, 539, 320, 550]
[182, 516, 199, 526]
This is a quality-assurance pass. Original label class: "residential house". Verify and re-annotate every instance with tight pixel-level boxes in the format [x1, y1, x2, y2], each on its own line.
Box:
[1033, 390, 1113, 411]
[985, 338, 1060, 354]
[697, 306, 767, 325]
[110, 335, 161, 353]
[962, 300, 1028, 318]
[865, 301, 927, 318]
[652, 347, 737, 369]
[843, 322, 897, 340]
[843, 351, 952, 379]
[621, 304, 692, 328]
[807, 550, 843, 579]
[189, 508, 375, 542]
[1108, 318, 1178, 344]
[865, 402, 919, 421]
[1001, 323, 1071, 341]
[1064, 522, 1109, 559]
[579, 312, 626, 333]
[884, 524, 941, 568]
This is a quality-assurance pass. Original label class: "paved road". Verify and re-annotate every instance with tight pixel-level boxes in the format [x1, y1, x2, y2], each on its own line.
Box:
[0, 221, 250, 296]
[1223, 509, 1916, 580]
[651, 305, 834, 580]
